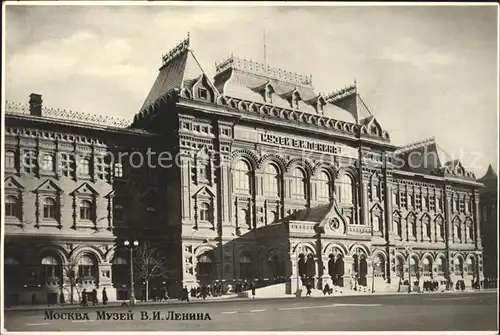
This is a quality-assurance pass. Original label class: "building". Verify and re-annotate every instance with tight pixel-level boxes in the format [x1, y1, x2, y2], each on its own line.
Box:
[3, 37, 485, 305]
[477, 165, 498, 280]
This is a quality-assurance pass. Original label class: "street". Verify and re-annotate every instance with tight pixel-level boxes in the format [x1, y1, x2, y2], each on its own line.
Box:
[3, 291, 497, 332]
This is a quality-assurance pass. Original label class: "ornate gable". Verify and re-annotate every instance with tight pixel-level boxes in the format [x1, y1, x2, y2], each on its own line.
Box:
[4, 176, 24, 190]
[317, 199, 347, 235]
[70, 182, 98, 196]
[35, 180, 62, 193]
[193, 186, 215, 199]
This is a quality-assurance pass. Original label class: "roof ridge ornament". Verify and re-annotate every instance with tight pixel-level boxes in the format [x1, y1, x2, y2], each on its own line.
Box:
[325, 83, 357, 103]
[161, 34, 190, 65]
[395, 137, 436, 154]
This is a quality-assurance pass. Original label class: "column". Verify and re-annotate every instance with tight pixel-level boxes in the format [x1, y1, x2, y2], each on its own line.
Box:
[321, 257, 332, 287]
[343, 256, 354, 290]
[367, 259, 374, 292]
[361, 180, 369, 226]
[384, 175, 393, 239]
[473, 190, 482, 249]
[180, 155, 191, 220]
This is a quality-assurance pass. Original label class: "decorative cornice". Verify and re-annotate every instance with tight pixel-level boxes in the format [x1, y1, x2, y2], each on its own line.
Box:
[5, 101, 130, 128]
[161, 36, 190, 66]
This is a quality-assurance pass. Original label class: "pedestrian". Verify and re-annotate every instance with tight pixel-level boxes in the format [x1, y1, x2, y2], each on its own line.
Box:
[81, 289, 88, 306]
[183, 286, 189, 302]
[323, 283, 330, 295]
[92, 288, 98, 306]
[306, 283, 312, 297]
[163, 287, 170, 301]
[102, 288, 108, 305]
[251, 283, 256, 299]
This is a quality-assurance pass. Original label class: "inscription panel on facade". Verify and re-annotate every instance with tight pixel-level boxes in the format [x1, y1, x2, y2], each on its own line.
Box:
[233, 126, 358, 158]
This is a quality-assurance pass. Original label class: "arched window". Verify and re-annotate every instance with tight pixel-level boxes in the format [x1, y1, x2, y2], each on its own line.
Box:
[373, 254, 385, 277]
[393, 215, 402, 237]
[436, 217, 445, 240]
[372, 215, 382, 233]
[422, 257, 432, 275]
[79, 158, 91, 176]
[43, 197, 57, 219]
[409, 256, 419, 276]
[317, 171, 330, 202]
[114, 163, 123, 178]
[396, 256, 405, 277]
[335, 174, 354, 205]
[239, 208, 250, 228]
[6, 195, 21, 218]
[454, 257, 464, 276]
[80, 200, 93, 220]
[466, 225, 473, 242]
[264, 163, 280, 197]
[239, 254, 253, 279]
[454, 224, 462, 242]
[423, 216, 431, 239]
[5, 257, 22, 285]
[78, 255, 97, 279]
[199, 202, 211, 222]
[265, 84, 274, 103]
[198, 253, 214, 276]
[436, 256, 446, 275]
[291, 168, 307, 200]
[41, 255, 62, 281]
[233, 160, 252, 194]
[268, 210, 277, 224]
[408, 215, 416, 238]
[5, 151, 16, 169]
[466, 257, 475, 276]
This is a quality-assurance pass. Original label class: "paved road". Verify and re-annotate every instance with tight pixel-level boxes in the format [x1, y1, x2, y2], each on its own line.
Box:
[3, 292, 497, 331]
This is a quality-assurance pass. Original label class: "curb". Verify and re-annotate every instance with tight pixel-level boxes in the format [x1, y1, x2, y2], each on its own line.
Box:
[5, 289, 496, 312]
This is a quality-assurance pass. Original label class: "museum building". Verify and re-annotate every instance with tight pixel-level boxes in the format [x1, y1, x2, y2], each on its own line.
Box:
[3, 37, 485, 305]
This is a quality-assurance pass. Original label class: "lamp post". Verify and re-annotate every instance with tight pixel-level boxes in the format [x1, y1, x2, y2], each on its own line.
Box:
[405, 245, 413, 293]
[124, 240, 139, 306]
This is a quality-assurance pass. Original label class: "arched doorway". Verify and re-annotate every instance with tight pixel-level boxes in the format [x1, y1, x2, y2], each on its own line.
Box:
[297, 253, 315, 287]
[239, 254, 253, 280]
[264, 249, 285, 282]
[352, 248, 368, 287]
[328, 253, 345, 287]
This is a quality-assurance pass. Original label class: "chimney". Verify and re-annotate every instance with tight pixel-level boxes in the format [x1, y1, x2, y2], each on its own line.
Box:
[29, 93, 42, 116]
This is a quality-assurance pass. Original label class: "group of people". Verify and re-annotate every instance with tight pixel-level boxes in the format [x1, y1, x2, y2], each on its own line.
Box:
[141, 287, 169, 302]
[483, 277, 497, 289]
[80, 288, 108, 306]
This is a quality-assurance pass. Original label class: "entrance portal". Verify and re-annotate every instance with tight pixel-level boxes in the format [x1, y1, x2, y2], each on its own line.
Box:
[328, 253, 345, 287]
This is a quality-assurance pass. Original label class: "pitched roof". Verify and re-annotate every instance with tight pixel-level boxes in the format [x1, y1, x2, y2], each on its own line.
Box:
[285, 203, 332, 222]
[477, 164, 498, 191]
[139, 37, 218, 113]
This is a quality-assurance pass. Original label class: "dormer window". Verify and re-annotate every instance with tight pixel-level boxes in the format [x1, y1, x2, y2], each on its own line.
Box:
[292, 92, 300, 109]
[198, 88, 208, 100]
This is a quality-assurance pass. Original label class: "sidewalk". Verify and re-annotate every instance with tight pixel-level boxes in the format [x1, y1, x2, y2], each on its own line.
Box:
[5, 288, 497, 312]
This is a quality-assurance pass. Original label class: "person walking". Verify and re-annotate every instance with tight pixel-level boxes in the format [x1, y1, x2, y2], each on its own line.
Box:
[92, 288, 98, 306]
[323, 283, 331, 295]
[306, 283, 312, 297]
[102, 288, 108, 305]
[251, 282, 256, 299]
[81, 289, 88, 306]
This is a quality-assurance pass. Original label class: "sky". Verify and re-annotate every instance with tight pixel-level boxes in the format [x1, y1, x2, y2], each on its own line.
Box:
[4, 3, 498, 177]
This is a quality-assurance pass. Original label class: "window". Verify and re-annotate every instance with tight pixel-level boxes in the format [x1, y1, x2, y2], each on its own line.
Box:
[459, 199, 465, 214]
[239, 255, 253, 279]
[373, 254, 385, 276]
[453, 198, 459, 212]
[268, 210, 277, 223]
[465, 199, 470, 213]
[422, 196, 427, 209]
[436, 217, 445, 240]
[396, 257, 405, 277]
[265, 85, 274, 103]
[409, 257, 419, 275]
[112, 256, 128, 284]
[415, 195, 421, 209]
[41, 154, 54, 172]
[198, 254, 213, 276]
[317, 171, 330, 202]
[429, 195, 436, 211]
[198, 164, 209, 181]
[454, 224, 462, 242]
[454, 258, 463, 276]
[393, 216, 402, 237]
[43, 197, 57, 219]
[408, 215, 417, 238]
[198, 88, 208, 100]
[436, 197, 441, 210]
[233, 160, 252, 194]
[5, 151, 16, 169]
[407, 193, 413, 208]
[422, 257, 432, 275]
[436, 257, 445, 275]
[239, 208, 250, 228]
[466, 258, 475, 276]
[95, 157, 107, 180]
[41, 255, 61, 281]
[6, 195, 20, 218]
[372, 215, 382, 233]
[400, 192, 407, 208]
[291, 168, 307, 200]
[114, 163, 123, 178]
[392, 192, 398, 207]
[264, 163, 280, 197]
[466, 225, 473, 241]
[23, 149, 37, 174]
[114, 204, 124, 222]
[146, 206, 156, 224]
[79, 158, 91, 176]
[336, 174, 353, 205]
[79, 200, 93, 220]
[199, 202, 211, 222]
[59, 153, 75, 178]
[78, 255, 96, 279]
[423, 217, 431, 239]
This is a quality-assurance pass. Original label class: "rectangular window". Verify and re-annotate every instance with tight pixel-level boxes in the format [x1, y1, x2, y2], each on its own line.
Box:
[392, 192, 397, 206]
[198, 88, 208, 100]
[114, 163, 123, 178]
[59, 153, 75, 178]
[79, 158, 91, 176]
[459, 199, 465, 213]
[23, 149, 37, 174]
[41, 153, 54, 172]
[95, 157, 107, 180]
[400, 192, 407, 208]
[415, 195, 421, 209]
[5, 151, 16, 169]
[429, 195, 436, 211]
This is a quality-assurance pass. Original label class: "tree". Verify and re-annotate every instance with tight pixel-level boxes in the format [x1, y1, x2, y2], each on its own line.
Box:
[134, 241, 169, 302]
[62, 258, 79, 304]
